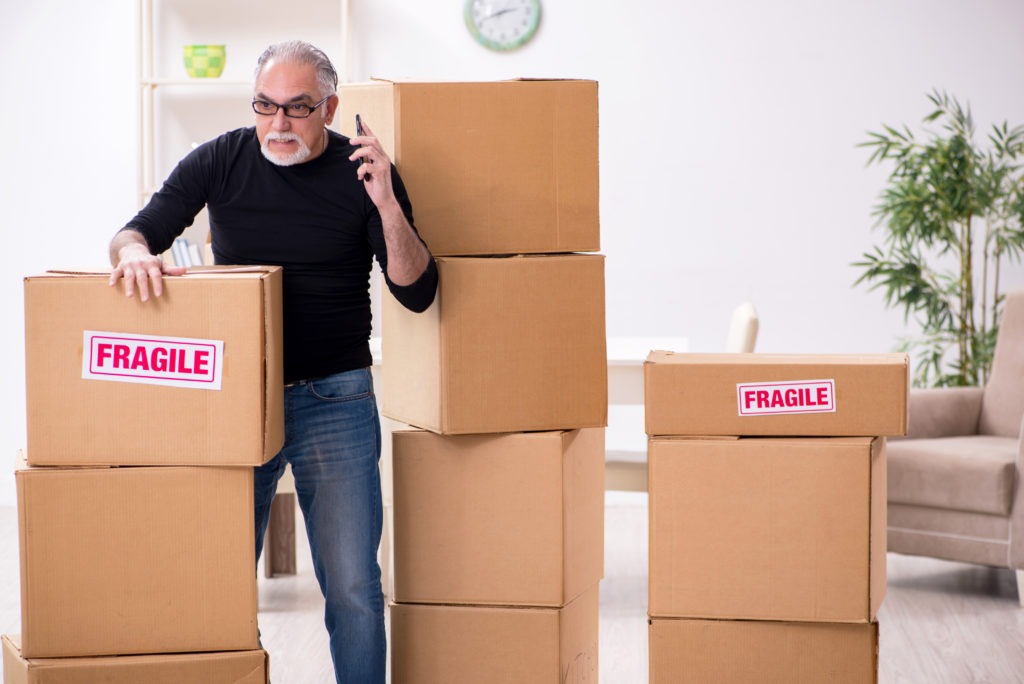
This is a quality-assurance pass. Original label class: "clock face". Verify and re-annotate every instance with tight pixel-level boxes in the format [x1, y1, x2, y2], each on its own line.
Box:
[464, 0, 542, 52]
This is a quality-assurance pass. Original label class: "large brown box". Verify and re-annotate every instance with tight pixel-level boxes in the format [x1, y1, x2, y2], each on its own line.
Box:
[16, 459, 258, 657]
[390, 584, 599, 684]
[648, 618, 878, 683]
[648, 437, 886, 622]
[644, 352, 908, 437]
[2, 635, 267, 684]
[382, 255, 607, 434]
[24, 268, 284, 466]
[392, 428, 604, 607]
[337, 79, 599, 256]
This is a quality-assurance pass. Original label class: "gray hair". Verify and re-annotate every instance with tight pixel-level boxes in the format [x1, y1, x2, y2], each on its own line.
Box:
[254, 41, 338, 97]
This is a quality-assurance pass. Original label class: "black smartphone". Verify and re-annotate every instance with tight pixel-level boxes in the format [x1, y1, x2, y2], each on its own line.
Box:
[355, 113, 371, 180]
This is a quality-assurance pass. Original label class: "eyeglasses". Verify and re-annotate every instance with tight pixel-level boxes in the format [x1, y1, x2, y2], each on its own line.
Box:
[252, 95, 331, 118]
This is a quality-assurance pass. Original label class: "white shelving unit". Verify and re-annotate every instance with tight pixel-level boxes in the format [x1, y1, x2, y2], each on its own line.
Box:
[136, 0, 351, 252]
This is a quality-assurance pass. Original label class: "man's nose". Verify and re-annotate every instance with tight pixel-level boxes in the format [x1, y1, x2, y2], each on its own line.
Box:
[272, 108, 290, 129]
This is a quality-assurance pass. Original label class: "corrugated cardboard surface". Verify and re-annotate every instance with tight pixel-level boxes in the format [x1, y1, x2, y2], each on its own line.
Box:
[392, 429, 604, 606]
[16, 462, 258, 657]
[644, 352, 908, 437]
[382, 255, 607, 434]
[648, 437, 886, 622]
[3, 635, 267, 684]
[338, 79, 600, 256]
[24, 268, 284, 466]
[648, 618, 878, 683]
[390, 584, 599, 683]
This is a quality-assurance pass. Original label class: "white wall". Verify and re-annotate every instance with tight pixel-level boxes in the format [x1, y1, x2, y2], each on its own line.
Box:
[348, 0, 1024, 353]
[1, 2, 138, 508]
[3, 0, 1023, 506]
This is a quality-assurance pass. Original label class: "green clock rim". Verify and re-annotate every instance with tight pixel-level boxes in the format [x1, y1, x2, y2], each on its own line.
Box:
[463, 0, 542, 52]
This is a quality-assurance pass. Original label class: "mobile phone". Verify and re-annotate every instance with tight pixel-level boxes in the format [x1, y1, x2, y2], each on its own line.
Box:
[355, 113, 371, 180]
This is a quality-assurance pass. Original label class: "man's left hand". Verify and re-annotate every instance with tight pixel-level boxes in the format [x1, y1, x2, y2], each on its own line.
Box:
[349, 119, 395, 207]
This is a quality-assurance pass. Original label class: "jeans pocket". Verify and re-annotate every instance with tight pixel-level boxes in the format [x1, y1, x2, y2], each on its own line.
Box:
[306, 368, 373, 402]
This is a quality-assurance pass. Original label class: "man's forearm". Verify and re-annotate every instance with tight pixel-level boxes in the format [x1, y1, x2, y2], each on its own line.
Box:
[380, 202, 432, 285]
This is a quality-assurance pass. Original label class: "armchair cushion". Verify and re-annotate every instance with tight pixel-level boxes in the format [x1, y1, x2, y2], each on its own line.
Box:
[888, 436, 1018, 515]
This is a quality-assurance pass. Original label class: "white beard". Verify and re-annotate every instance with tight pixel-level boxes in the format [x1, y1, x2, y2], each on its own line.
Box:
[261, 132, 312, 166]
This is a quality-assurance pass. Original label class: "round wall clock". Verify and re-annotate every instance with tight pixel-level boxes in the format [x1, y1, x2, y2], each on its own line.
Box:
[464, 0, 542, 52]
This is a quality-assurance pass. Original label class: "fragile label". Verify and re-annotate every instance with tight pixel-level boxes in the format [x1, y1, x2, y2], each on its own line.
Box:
[82, 331, 224, 390]
[736, 379, 836, 416]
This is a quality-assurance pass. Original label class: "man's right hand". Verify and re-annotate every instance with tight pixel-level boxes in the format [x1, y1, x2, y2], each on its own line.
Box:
[108, 232, 186, 302]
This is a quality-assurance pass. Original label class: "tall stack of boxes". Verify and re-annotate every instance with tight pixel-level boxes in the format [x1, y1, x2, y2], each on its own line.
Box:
[4, 268, 283, 683]
[337, 79, 606, 683]
[644, 352, 909, 683]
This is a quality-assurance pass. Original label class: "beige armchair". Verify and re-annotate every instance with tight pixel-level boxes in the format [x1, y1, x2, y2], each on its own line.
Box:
[887, 289, 1024, 604]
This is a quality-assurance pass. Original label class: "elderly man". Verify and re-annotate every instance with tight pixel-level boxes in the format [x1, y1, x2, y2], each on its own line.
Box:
[108, 40, 437, 683]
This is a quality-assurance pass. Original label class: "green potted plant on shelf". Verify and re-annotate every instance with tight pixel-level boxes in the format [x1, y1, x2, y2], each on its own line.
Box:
[855, 90, 1024, 387]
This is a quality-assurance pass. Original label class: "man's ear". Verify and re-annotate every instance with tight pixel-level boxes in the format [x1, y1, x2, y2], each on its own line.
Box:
[323, 93, 340, 126]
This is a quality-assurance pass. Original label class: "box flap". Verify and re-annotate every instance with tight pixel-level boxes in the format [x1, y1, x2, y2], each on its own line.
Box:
[32, 265, 281, 278]
[646, 350, 909, 366]
[870, 437, 888, 617]
[261, 268, 284, 460]
[365, 76, 596, 85]
[561, 429, 606, 603]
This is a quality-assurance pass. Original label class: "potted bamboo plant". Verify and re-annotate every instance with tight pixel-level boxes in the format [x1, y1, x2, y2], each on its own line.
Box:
[855, 90, 1024, 387]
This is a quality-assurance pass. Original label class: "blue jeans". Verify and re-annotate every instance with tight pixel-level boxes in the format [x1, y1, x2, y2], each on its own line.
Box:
[254, 367, 385, 684]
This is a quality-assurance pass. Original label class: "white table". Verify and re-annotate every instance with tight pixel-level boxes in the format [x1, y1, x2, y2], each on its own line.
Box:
[606, 336, 688, 491]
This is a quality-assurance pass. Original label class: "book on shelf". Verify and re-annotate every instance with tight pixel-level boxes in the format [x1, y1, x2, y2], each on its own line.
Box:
[168, 237, 206, 267]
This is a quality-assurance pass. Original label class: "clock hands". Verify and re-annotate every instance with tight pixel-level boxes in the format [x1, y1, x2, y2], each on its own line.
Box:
[484, 7, 516, 20]
[479, 1, 522, 22]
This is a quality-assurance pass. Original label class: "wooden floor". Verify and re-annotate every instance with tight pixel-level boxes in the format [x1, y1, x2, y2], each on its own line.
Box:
[2, 495, 1023, 683]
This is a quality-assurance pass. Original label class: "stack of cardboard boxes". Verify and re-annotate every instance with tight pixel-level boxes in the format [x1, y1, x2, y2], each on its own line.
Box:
[644, 352, 909, 683]
[337, 79, 607, 682]
[4, 268, 283, 683]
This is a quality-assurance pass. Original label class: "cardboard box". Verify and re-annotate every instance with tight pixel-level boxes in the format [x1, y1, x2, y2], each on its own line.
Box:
[16, 459, 258, 657]
[390, 584, 598, 683]
[648, 437, 886, 622]
[393, 428, 604, 606]
[3, 635, 267, 684]
[24, 268, 284, 466]
[644, 352, 908, 437]
[337, 79, 599, 257]
[648, 618, 878, 683]
[382, 255, 607, 434]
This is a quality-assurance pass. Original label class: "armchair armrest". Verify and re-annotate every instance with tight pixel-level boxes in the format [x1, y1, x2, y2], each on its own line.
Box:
[1010, 415, 1024, 569]
[902, 386, 984, 439]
